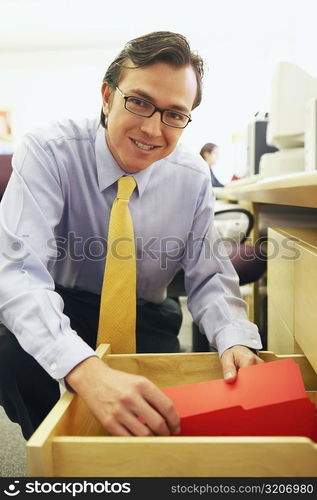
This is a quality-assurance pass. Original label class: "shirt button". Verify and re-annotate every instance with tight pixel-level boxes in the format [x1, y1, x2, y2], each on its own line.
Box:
[51, 363, 57, 371]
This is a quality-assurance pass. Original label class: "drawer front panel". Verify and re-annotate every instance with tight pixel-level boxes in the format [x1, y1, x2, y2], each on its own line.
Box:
[294, 243, 317, 373]
[267, 228, 295, 333]
[268, 301, 303, 354]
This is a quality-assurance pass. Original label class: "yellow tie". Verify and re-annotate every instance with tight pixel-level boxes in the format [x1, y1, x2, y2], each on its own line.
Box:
[97, 176, 137, 352]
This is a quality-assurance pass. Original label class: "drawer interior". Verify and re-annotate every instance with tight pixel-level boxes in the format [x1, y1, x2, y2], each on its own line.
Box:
[55, 350, 317, 438]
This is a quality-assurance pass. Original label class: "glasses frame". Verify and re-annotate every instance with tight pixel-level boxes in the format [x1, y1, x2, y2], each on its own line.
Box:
[115, 86, 192, 129]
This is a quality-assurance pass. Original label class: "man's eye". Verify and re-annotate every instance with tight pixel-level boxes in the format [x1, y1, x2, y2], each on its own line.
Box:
[130, 98, 147, 107]
[166, 111, 186, 122]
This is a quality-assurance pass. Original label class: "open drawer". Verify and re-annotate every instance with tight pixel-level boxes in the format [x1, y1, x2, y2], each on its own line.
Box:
[27, 346, 317, 477]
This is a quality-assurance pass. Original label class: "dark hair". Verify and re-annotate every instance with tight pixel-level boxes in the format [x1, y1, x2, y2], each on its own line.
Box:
[199, 142, 217, 159]
[100, 31, 204, 127]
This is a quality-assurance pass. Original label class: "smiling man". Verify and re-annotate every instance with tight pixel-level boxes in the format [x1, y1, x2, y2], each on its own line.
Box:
[0, 31, 262, 440]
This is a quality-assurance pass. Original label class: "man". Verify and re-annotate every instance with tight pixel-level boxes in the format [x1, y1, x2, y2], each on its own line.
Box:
[0, 31, 262, 440]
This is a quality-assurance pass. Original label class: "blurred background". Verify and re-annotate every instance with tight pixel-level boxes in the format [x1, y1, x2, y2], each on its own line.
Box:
[0, 0, 316, 184]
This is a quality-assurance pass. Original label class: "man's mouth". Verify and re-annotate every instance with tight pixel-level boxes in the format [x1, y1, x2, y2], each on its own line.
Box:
[131, 139, 159, 151]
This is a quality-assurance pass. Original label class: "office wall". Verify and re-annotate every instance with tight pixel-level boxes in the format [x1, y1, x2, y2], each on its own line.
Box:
[0, 47, 115, 145]
[0, 0, 316, 182]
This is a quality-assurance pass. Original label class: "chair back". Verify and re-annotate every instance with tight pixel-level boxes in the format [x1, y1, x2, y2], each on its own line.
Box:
[214, 205, 254, 244]
[0, 154, 12, 199]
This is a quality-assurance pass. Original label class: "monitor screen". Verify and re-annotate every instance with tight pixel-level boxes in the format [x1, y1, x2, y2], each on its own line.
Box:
[266, 62, 317, 150]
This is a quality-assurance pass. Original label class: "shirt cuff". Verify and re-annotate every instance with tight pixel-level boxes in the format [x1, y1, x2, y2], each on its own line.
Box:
[37, 332, 98, 379]
[211, 320, 262, 358]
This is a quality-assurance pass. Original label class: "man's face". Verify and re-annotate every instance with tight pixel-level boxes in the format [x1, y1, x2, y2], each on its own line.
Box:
[101, 61, 197, 173]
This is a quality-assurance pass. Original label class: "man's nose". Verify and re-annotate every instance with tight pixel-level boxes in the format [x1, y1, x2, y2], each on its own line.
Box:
[140, 111, 163, 137]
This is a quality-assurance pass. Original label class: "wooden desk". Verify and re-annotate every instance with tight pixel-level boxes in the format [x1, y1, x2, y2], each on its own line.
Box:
[216, 171, 317, 208]
[215, 171, 317, 257]
[216, 172, 317, 363]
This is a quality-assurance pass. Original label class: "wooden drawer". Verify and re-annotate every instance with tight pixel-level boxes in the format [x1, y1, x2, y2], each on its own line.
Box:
[27, 345, 317, 477]
[294, 242, 317, 373]
[268, 300, 303, 354]
[267, 228, 296, 333]
[267, 227, 317, 361]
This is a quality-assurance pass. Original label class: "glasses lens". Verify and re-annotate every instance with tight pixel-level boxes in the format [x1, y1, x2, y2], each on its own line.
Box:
[126, 97, 154, 116]
[162, 110, 189, 128]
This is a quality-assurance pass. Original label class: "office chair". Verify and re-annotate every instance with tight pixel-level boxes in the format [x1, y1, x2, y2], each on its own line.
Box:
[167, 206, 267, 351]
[0, 154, 12, 200]
[213, 206, 254, 244]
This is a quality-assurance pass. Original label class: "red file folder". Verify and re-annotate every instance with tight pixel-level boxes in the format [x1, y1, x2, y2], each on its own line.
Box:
[162, 359, 317, 439]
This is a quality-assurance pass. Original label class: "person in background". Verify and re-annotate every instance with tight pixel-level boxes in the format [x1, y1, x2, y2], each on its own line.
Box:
[200, 142, 224, 187]
[0, 31, 262, 441]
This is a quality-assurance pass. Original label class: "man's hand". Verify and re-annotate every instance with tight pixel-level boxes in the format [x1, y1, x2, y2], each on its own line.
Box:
[220, 345, 264, 383]
[65, 356, 180, 437]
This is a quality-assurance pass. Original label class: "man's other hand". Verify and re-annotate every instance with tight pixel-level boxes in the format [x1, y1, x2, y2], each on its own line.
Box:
[220, 345, 264, 383]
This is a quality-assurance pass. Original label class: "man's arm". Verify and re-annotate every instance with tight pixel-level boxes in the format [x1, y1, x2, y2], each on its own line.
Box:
[0, 136, 96, 380]
[182, 175, 262, 378]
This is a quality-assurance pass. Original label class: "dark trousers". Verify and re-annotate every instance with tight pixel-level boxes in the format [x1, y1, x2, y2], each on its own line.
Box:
[0, 285, 182, 440]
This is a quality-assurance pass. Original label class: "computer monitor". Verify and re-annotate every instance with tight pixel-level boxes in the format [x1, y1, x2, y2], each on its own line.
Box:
[267, 61, 317, 149]
[260, 62, 317, 177]
[247, 115, 277, 176]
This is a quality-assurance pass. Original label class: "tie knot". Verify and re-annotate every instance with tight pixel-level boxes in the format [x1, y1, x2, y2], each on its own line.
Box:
[117, 176, 136, 200]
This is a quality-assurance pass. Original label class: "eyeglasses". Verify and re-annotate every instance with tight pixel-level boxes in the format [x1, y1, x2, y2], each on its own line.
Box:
[115, 86, 192, 129]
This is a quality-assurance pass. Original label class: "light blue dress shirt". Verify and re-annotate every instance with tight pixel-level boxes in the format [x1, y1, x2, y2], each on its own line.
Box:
[0, 118, 262, 381]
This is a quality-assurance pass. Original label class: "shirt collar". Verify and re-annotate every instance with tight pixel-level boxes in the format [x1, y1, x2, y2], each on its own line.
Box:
[95, 124, 155, 197]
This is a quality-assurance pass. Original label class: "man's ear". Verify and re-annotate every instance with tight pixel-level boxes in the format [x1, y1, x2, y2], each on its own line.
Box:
[101, 82, 112, 116]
